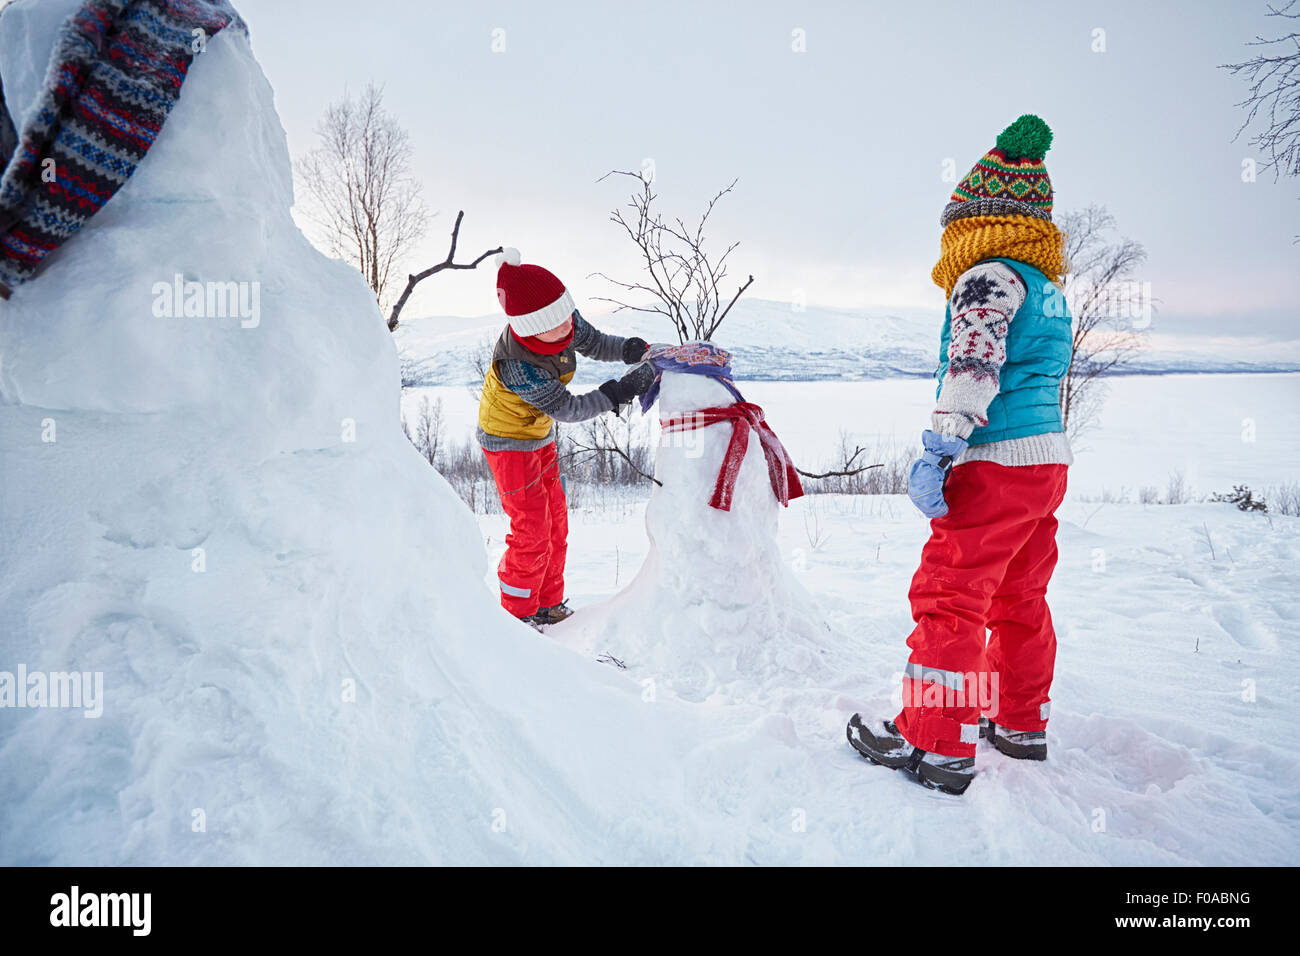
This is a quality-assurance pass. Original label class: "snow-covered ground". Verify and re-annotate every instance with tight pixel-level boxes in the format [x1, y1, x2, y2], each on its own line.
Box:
[405, 327, 1300, 865]
[488, 492, 1300, 865]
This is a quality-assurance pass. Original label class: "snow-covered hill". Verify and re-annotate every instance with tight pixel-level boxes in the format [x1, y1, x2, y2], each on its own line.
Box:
[0, 0, 729, 866]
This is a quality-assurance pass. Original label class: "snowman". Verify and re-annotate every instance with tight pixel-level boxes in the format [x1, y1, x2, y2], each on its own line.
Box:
[553, 343, 834, 703]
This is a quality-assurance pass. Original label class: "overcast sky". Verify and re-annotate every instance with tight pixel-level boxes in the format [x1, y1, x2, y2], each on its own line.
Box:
[237, 0, 1298, 337]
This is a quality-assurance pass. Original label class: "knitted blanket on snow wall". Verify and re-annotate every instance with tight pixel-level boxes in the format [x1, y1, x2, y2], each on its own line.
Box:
[0, 0, 244, 300]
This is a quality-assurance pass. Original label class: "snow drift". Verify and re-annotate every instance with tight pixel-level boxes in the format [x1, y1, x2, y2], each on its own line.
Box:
[0, 0, 743, 865]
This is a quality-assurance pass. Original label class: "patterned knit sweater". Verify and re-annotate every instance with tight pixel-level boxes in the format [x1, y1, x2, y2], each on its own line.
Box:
[932, 261, 1073, 467]
[476, 312, 627, 452]
[0, 0, 245, 297]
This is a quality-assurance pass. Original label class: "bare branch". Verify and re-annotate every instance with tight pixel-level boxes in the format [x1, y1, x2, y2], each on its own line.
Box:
[595, 169, 753, 342]
[796, 462, 884, 480]
[1220, 0, 1300, 183]
[386, 210, 502, 330]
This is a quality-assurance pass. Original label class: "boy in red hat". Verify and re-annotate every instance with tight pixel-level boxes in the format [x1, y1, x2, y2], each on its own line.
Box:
[478, 248, 655, 627]
[848, 115, 1073, 795]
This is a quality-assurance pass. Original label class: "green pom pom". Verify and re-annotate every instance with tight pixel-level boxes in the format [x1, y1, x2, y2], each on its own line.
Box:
[995, 114, 1053, 161]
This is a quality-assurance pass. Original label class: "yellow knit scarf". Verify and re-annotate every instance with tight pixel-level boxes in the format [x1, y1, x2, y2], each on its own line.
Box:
[931, 215, 1067, 297]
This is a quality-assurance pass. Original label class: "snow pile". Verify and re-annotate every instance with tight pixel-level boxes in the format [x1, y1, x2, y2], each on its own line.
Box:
[0, 0, 741, 865]
[555, 372, 836, 702]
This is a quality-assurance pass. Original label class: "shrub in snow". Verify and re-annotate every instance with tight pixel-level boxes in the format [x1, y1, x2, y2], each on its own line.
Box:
[1211, 485, 1269, 513]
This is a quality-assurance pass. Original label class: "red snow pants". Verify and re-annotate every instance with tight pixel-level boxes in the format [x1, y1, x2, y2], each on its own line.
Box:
[483, 441, 568, 618]
[894, 460, 1068, 758]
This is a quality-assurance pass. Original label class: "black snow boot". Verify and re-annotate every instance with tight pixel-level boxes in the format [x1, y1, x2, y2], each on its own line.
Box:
[518, 610, 549, 631]
[846, 714, 974, 796]
[981, 717, 1047, 761]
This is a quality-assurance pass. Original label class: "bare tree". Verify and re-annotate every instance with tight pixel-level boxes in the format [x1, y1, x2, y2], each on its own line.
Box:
[1057, 205, 1149, 438]
[295, 85, 428, 312]
[590, 169, 753, 342]
[416, 395, 445, 466]
[386, 210, 502, 331]
[466, 338, 494, 404]
[1222, 2, 1300, 184]
[401, 395, 444, 466]
[564, 416, 661, 487]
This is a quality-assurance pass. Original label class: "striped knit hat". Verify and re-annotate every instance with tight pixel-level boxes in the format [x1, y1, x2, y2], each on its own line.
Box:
[941, 114, 1055, 227]
[494, 248, 577, 336]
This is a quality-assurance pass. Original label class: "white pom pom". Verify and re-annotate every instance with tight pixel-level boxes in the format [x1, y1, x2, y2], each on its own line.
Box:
[496, 247, 521, 268]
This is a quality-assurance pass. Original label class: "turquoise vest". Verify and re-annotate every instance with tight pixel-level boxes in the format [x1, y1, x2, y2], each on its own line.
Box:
[936, 257, 1072, 446]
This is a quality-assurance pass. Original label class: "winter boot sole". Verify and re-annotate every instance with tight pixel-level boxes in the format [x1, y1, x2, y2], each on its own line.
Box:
[983, 719, 1047, 761]
[846, 715, 974, 796]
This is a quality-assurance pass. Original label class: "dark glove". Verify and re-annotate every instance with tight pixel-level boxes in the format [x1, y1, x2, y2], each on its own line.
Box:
[599, 361, 656, 408]
[621, 336, 649, 364]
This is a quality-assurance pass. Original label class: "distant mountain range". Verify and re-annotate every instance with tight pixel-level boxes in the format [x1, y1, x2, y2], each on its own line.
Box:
[394, 298, 1300, 387]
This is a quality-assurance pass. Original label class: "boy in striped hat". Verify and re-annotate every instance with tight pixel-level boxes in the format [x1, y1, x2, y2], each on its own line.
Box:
[848, 115, 1073, 794]
[478, 249, 655, 627]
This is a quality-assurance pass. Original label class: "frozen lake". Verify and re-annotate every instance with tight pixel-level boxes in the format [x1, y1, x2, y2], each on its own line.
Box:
[402, 372, 1300, 500]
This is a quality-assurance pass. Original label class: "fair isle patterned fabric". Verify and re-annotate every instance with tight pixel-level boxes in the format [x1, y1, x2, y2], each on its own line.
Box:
[935, 261, 1076, 470]
[932, 261, 1026, 439]
[476, 311, 629, 452]
[940, 114, 1055, 228]
[932, 261, 1073, 467]
[0, 0, 244, 298]
[950, 150, 1052, 210]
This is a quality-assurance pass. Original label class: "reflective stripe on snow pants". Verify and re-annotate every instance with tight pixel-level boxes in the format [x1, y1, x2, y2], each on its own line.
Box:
[499, 578, 531, 598]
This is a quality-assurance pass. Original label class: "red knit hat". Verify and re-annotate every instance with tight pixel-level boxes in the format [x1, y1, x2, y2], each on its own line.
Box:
[494, 248, 577, 337]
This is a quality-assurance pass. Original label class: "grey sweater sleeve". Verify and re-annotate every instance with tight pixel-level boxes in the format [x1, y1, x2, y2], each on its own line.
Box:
[572, 311, 628, 363]
[496, 358, 615, 423]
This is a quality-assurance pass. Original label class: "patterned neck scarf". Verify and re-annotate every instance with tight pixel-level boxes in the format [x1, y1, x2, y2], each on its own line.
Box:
[931, 215, 1066, 297]
[639, 342, 746, 414]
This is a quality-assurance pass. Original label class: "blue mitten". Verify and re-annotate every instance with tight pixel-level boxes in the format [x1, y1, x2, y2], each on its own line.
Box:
[908, 430, 969, 518]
